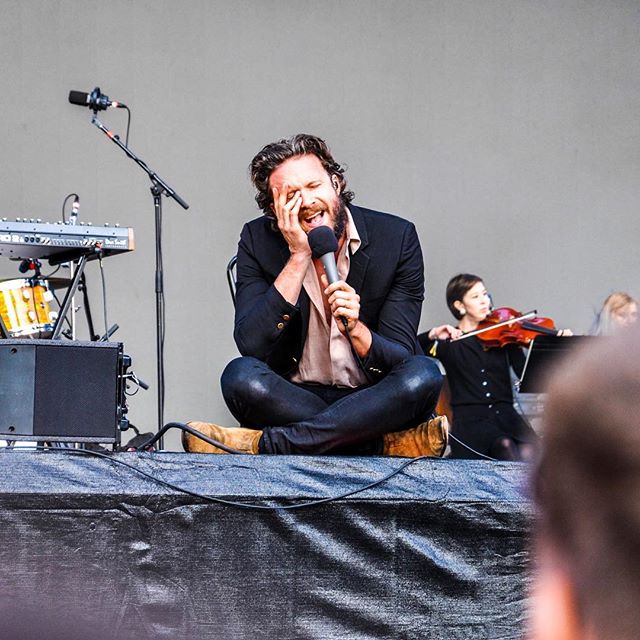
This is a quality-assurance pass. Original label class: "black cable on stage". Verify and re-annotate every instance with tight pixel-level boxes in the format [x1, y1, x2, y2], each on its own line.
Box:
[447, 433, 498, 461]
[0, 445, 450, 511]
[140, 421, 244, 454]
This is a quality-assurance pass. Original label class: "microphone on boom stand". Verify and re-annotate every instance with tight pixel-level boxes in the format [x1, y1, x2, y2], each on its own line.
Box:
[68, 87, 127, 112]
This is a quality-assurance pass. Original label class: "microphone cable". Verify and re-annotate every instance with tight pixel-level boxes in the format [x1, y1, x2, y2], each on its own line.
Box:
[61, 192, 79, 224]
[446, 433, 498, 461]
[122, 104, 131, 146]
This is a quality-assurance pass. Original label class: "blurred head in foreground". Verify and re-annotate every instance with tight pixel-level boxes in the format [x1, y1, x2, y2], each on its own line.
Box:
[530, 324, 640, 640]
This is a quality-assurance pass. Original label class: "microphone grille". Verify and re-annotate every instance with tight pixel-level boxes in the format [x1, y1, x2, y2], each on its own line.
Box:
[68, 90, 89, 106]
[308, 226, 338, 259]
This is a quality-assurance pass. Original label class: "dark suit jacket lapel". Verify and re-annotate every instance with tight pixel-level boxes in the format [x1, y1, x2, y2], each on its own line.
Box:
[347, 205, 370, 293]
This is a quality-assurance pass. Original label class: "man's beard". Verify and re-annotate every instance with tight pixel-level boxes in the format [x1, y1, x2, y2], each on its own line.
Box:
[332, 198, 348, 240]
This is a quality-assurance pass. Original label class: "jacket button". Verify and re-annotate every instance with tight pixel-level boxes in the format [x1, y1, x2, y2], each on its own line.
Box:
[277, 322, 284, 330]
[283, 314, 290, 321]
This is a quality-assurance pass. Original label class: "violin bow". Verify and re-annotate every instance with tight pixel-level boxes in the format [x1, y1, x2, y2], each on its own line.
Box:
[456, 310, 538, 341]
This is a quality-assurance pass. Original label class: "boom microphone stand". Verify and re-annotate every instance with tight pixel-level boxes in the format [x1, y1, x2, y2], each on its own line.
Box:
[89, 113, 189, 447]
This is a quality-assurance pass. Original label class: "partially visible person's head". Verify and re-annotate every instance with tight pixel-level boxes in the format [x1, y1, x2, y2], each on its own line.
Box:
[530, 325, 640, 640]
[250, 134, 354, 238]
[593, 292, 638, 336]
[445, 273, 490, 321]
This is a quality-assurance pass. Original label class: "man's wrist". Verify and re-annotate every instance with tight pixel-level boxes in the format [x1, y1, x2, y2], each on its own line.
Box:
[349, 319, 365, 338]
[288, 249, 311, 264]
[348, 320, 372, 356]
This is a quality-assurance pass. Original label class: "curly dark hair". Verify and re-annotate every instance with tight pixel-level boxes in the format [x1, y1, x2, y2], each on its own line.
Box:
[250, 134, 355, 218]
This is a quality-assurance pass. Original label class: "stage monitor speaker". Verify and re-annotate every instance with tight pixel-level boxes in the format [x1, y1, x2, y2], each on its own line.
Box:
[0, 339, 125, 443]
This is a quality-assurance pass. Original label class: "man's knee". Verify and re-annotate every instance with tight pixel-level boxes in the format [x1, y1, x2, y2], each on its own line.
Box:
[221, 356, 271, 404]
[392, 355, 443, 402]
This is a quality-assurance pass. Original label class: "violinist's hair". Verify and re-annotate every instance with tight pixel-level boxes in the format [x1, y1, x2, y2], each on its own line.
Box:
[533, 324, 640, 639]
[446, 273, 483, 320]
[249, 134, 354, 219]
[591, 291, 638, 336]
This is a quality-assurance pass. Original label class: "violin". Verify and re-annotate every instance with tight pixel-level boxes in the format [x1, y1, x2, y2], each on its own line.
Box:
[460, 307, 559, 348]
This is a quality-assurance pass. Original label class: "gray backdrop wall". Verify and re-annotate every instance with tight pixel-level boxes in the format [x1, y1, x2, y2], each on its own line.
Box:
[1, 0, 638, 450]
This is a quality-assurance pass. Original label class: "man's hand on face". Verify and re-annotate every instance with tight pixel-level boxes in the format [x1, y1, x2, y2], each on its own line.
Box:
[272, 184, 311, 258]
[322, 274, 361, 334]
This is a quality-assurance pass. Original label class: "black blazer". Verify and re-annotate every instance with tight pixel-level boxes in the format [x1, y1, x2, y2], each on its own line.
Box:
[233, 205, 425, 381]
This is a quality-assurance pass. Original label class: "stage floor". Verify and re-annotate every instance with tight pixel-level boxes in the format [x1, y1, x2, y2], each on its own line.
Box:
[0, 451, 533, 640]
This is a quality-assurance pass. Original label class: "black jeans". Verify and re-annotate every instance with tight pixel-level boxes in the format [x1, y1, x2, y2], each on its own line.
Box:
[221, 355, 443, 455]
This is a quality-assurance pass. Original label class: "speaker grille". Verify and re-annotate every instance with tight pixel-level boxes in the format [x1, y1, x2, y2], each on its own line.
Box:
[0, 340, 122, 442]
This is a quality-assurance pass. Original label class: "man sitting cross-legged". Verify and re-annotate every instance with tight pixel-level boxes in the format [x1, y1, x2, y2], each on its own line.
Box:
[184, 134, 447, 457]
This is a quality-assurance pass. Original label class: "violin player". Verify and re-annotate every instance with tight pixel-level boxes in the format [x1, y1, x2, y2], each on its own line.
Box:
[419, 273, 571, 461]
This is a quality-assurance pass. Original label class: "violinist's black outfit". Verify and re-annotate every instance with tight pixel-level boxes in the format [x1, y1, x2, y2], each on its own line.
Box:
[418, 333, 539, 459]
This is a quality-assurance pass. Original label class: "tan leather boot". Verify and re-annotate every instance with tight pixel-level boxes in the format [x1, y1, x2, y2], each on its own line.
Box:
[183, 421, 262, 454]
[383, 415, 449, 458]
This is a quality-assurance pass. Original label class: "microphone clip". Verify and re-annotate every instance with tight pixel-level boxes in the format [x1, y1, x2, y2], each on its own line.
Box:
[18, 258, 42, 279]
[88, 87, 111, 112]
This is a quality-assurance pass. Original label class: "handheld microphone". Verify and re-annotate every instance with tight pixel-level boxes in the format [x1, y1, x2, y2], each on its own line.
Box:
[68, 87, 127, 111]
[308, 226, 339, 284]
[308, 226, 348, 328]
